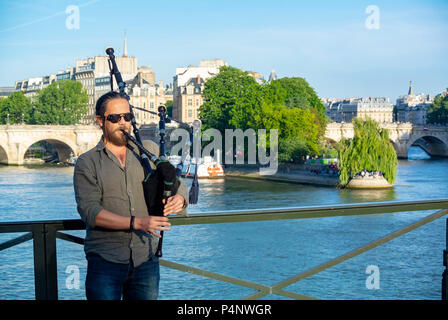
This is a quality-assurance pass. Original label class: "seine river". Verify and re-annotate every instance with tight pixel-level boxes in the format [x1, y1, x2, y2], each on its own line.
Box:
[0, 146, 448, 300]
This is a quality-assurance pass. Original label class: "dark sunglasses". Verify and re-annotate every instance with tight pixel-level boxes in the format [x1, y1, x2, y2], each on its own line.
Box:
[105, 113, 134, 123]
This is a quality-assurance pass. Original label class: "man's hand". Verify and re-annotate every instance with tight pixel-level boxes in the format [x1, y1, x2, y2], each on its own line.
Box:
[162, 194, 185, 216]
[135, 216, 171, 238]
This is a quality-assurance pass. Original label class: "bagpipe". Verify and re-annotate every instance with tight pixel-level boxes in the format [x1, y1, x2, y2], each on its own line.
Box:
[105, 47, 200, 257]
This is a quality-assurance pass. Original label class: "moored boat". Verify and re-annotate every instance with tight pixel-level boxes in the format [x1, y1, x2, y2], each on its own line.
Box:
[187, 156, 225, 179]
[66, 153, 78, 166]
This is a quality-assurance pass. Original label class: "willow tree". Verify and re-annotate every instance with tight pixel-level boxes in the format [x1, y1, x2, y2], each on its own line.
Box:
[337, 118, 398, 186]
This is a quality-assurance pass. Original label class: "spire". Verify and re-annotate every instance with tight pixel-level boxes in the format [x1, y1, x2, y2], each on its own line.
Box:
[408, 80, 413, 95]
[268, 68, 278, 83]
[123, 30, 128, 57]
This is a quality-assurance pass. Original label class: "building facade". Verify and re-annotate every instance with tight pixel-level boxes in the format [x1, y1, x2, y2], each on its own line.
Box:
[395, 81, 434, 125]
[127, 68, 173, 125]
[13, 69, 72, 99]
[248, 71, 265, 84]
[0, 87, 17, 98]
[172, 59, 227, 124]
[75, 53, 138, 124]
[326, 97, 394, 123]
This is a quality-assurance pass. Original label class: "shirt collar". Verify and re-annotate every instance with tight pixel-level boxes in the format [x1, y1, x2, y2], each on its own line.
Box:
[95, 137, 106, 151]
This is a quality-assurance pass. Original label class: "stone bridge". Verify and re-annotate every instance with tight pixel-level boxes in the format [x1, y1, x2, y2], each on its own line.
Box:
[325, 122, 448, 158]
[1, 123, 447, 165]
[0, 125, 102, 165]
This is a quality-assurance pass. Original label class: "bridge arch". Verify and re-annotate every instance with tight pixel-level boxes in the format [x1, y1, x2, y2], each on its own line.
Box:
[21, 137, 77, 163]
[389, 139, 399, 153]
[407, 134, 448, 158]
[0, 143, 8, 165]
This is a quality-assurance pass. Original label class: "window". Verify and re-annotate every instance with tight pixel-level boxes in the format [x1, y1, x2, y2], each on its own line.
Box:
[188, 110, 192, 117]
[188, 99, 192, 106]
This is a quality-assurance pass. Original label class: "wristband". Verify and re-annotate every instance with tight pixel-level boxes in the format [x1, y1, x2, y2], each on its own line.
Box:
[130, 215, 135, 231]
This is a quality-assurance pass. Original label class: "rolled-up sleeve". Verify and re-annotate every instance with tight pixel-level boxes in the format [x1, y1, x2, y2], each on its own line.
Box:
[177, 177, 189, 216]
[73, 156, 103, 228]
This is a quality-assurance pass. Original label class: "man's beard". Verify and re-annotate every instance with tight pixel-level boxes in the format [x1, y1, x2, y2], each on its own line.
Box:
[107, 126, 130, 146]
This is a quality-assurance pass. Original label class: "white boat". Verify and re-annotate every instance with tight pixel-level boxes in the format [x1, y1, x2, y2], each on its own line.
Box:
[168, 155, 225, 178]
[187, 156, 225, 179]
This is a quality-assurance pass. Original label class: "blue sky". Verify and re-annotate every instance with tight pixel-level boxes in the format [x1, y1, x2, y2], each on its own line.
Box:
[0, 0, 447, 101]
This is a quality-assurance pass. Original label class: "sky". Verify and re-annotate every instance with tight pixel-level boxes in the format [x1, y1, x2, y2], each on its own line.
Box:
[0, 0, 447, 102]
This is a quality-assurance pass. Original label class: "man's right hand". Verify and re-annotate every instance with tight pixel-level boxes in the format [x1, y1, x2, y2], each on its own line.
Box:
[135, 216, 171, 238]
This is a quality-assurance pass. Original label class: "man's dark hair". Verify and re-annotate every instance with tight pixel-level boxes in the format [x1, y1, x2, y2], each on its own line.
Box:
[95, 91, 126, 117]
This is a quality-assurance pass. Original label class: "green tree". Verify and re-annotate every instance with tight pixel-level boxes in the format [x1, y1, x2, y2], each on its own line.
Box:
[427, 93, 448, 124]
[0, 91, 33, 124]
[250, 102, 319, 154]
[270, 77, 329, 136]
[165, 100, 173, 118]
[199, 66, 325, 163]
[278, 136, 310, 163]
[337, 118, 398, 186]
[199, 66, 264, 132]
[32, 80, 88, 125]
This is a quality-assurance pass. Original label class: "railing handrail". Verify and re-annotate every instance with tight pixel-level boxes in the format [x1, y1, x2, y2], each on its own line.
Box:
[1, 198, 448, 231]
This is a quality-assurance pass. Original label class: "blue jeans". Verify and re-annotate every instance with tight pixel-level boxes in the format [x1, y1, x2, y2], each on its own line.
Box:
[85, 253, 160, 300]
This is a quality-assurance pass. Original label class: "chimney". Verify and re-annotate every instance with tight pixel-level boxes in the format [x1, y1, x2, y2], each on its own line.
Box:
[197, 74, 200, 84]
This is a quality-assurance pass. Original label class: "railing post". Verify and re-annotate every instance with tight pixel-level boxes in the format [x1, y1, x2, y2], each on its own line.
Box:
[443, 218, 448, 300]
[32, 223, 58, 300]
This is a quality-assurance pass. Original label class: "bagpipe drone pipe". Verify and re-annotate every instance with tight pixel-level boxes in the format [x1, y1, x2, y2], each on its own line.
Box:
[105, 47, 199, 257]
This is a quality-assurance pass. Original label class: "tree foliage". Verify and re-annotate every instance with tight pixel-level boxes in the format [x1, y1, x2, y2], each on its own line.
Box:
[337, 118, 398, 186]
[427, 93, 448, 124]
[200, 66, 265, 132]
[32, 80, 88, 125]
[278, 136, 310, 163]
[165, 100, 173, 118]
[0, 81, 88, 125]
[199, 66, 325, 162]
[0, 91, 33, 124]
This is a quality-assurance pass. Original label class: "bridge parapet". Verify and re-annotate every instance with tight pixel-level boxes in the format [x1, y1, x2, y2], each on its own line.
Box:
[0, 125, 102, 165]
[324, 122, 448, 159]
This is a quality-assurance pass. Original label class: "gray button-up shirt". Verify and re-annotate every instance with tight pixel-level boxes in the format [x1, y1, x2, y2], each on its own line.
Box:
[73, 138, 188, 267]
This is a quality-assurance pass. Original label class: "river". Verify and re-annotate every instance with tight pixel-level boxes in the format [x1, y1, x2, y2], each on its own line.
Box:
[0, 146, 447, 300]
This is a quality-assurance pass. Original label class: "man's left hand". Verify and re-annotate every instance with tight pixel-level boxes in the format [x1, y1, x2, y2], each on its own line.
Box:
[162, 194, 185, 216]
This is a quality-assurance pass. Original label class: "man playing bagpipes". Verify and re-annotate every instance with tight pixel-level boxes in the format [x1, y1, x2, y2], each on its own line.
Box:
[73, 91, 189, 300]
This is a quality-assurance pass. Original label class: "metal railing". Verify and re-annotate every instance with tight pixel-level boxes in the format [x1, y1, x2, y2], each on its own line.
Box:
[1, 199, 448, 300]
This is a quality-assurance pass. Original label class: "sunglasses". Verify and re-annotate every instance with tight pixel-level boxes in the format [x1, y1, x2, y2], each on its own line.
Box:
[105, 113, 134, 123]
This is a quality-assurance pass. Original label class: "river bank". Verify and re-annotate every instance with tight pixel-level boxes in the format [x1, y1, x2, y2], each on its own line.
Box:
[224, 163, 340, 187]
[224, 163, 395, 189]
